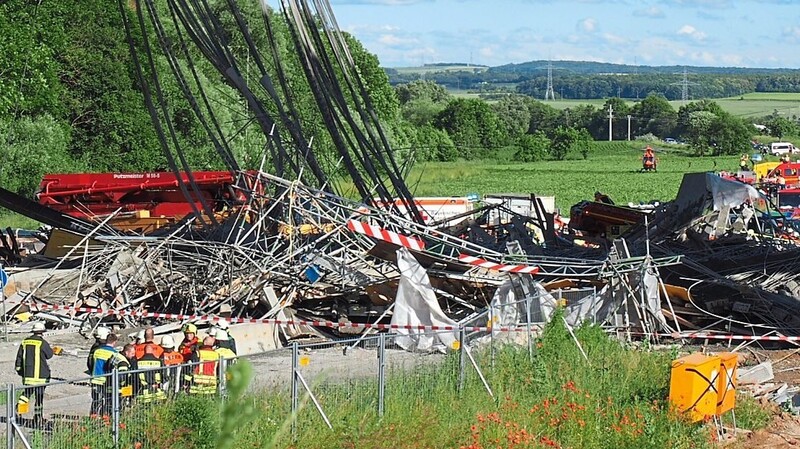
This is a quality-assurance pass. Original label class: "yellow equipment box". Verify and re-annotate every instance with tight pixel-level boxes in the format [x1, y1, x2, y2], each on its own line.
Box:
[669, 353, 720, 422]
[716, 352, 738, 415]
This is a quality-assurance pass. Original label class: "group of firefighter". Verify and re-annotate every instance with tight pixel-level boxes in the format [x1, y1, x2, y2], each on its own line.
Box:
[14, 320, 237, 422]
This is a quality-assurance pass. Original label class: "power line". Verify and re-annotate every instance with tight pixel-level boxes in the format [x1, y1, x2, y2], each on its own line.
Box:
[670, 67, 699, 103]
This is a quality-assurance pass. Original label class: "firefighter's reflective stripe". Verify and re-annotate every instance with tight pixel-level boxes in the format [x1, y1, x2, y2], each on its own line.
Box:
[215, 347, 236, 361]
[19, 339, 47, 385]
[162, 352, 183, 366]
[90, 348, 115, 385]
[188, 349, 220, 395]
[137, 359, 166, 403]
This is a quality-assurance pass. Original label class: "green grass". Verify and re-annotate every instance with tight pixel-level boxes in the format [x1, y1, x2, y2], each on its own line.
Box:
[0, 212, 40, 230]
[544, 98, 627, 110]
[710, 94, 800, 118]
[402, 141, 740, 213]
[43, 316, 768, 449]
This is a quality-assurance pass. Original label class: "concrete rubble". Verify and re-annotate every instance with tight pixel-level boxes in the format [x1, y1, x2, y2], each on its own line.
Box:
[0, 0, 798, 356]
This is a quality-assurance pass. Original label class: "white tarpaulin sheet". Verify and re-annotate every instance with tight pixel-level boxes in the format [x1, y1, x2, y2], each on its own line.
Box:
[490, 280, 519, 333]
[709, 175, 761, 211]
[391, 247, 458, 352]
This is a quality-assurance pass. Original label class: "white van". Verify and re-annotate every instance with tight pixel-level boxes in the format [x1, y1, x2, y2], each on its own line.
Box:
[771, 142, 796, 156]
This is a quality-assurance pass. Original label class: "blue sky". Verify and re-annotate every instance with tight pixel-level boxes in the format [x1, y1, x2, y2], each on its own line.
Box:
[320, 0, 800, 68]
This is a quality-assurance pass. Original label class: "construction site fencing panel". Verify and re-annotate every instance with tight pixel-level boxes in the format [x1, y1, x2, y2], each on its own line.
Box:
[110, 361, 212, 449]
[381, 331, 460, 419]
[3, 327, 517, 449]
[290, 335, 382, 437]
[9, 373, 110, 449]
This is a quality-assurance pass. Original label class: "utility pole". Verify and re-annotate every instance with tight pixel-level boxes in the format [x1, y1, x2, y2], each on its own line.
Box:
[608, 104, 614, 141]
[627, 115, 631, 141]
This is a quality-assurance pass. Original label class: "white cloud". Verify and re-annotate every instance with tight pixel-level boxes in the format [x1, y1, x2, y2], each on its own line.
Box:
[664, 0, 731, 8]
[677, 24, 707, 42]
[602, 33, 628, 45]
[377, 33, 418, 47]
[344, 24, 400, 34]
[633, 6, 665, 18]
[720, 54, 743, 66]
[579, 18, 597, 33]
[785, 26, 800, 42]
[690, 51, 716, 64]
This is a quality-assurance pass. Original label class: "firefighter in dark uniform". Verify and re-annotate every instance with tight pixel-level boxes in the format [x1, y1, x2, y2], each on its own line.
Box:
[15, 322, 53, 422]
[136, 344, 166, 404]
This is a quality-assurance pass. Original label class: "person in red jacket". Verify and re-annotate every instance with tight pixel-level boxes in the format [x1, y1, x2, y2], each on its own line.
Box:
[178, 323, 199, 359]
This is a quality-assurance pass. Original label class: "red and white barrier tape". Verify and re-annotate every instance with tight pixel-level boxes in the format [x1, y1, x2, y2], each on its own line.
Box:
[28, 303, 800, 341]
[346, 220, 425, 251]
[458, 254, 540, 274]
[29, 303, 522, 332]
[673, 332, 800, 342]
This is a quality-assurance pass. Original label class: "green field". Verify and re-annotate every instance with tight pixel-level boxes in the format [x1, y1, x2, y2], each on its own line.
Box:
[706, 92, 800, 118]
[0, 142, 772, 228]
[405, 142, 740, 213]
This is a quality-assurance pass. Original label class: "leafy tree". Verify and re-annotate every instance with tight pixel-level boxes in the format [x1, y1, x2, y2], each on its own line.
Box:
[395, 80, 450, 105]
[0, 1, 67, 118]
[434, 98, 506, 158]
[416, 125, 458, 161]
[549, 126, 588, 161]
[764, 116, 798, 139]
[708, 113, 753, 155]
[591, 98, 630, 141]
[630, 94, 676, 138]
[513, 132, 550, 163]
[492, 95, 532, 140]
[685, 110, 752, 156]
[343, 33, 400, 122]
[686, 111, 717, 155]
[527, 100, 562, 137]
[0, 115, 82, 197]
[676, 100, 724, 138]
[562, 104, 596, 134]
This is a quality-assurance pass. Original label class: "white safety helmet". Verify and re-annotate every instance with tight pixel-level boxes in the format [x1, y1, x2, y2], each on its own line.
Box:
[160, 335, 175, 349]
[94, 326, 111, 340]
[136, 330, 145, 343]
[214, 329, 229, 341]
[32, 322, 46, 333]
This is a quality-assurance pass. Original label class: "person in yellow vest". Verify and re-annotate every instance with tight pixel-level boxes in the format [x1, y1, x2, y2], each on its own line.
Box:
[213, 329, 237, 362]
[90, 333, 120, 416]
[106, 343, 133, 412]
[135, 344, 166, 404]
[185, 336, 220, 395]
[15, 322, 53, 422]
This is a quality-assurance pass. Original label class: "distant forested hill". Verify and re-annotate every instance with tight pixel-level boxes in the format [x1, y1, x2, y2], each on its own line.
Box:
[386, 60, 800, 99]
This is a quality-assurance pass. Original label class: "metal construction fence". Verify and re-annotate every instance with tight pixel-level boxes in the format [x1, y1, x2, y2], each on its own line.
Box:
[0, 309, 563, 448]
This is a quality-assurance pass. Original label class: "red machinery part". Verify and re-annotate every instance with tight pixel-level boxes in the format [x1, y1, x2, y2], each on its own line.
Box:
[37, 171, 238, 220]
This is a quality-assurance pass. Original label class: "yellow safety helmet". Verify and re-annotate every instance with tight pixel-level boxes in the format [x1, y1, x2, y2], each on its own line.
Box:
[182, 323, 198, 334]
